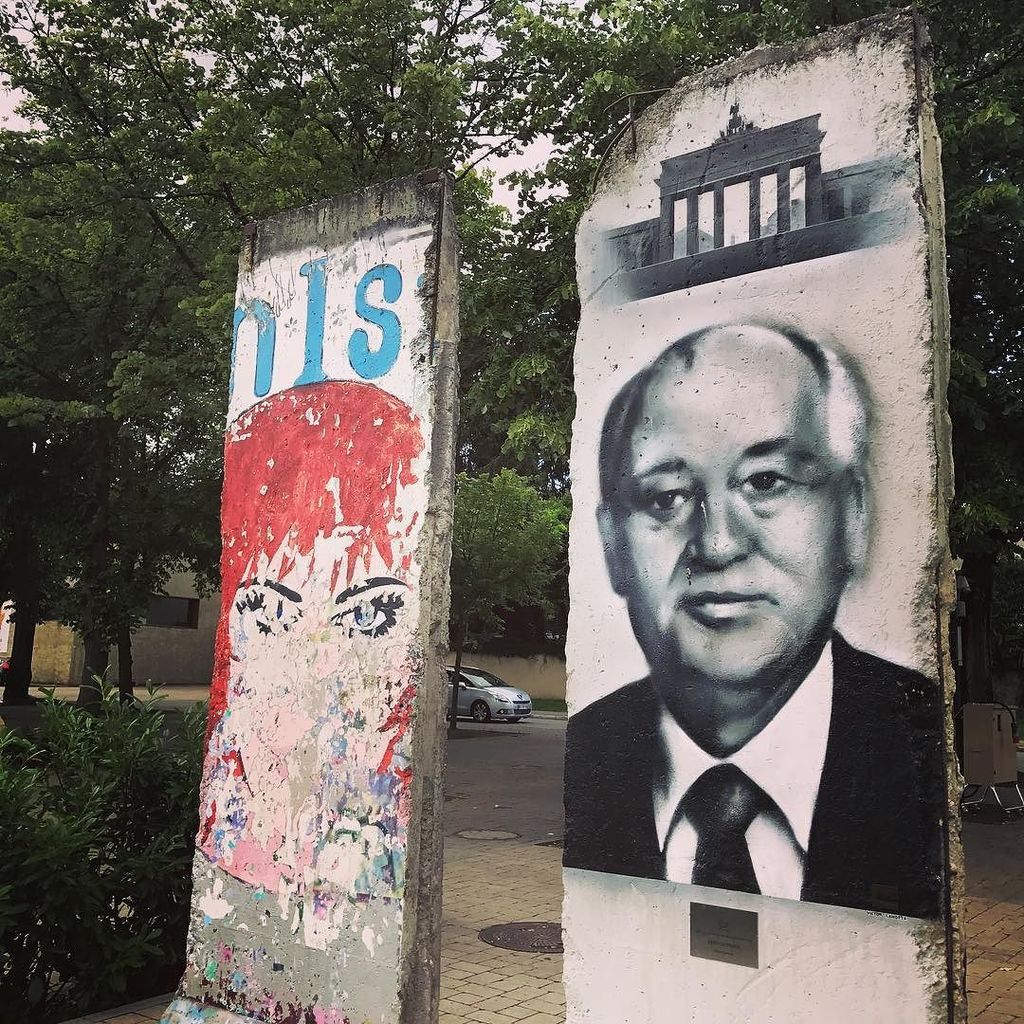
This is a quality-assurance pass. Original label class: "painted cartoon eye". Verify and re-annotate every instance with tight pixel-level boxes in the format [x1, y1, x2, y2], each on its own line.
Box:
[331, 577, 408, 639]
[235, 579, 303, 636]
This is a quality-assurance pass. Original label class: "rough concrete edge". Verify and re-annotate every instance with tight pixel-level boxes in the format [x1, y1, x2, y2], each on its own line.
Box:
[398, 170, 459, 1024]
[238, 173, 437, 268]
[587, 6, 920, 217]
[911, 13, 966, 1024]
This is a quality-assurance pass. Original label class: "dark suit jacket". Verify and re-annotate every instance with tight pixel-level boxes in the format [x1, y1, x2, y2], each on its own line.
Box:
[563, 635, 947, 918]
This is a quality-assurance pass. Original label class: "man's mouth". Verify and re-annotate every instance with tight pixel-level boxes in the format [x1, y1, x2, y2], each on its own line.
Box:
[677, 591, 773, 626]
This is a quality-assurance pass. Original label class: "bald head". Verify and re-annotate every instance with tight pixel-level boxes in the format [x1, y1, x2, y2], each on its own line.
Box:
[595, 323, 872, 754]
[600, 324, 870, 511]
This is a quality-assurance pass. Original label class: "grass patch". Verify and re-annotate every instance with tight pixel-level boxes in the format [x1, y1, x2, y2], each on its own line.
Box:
[531, 698, 567, 713]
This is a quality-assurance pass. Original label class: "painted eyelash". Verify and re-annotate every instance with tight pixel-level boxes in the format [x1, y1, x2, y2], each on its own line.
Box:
[235, 586, 304, 635]
[330, 591, 405, 639]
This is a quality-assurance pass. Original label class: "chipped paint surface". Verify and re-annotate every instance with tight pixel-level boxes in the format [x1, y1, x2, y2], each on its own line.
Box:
[164, 178, 457, 1024]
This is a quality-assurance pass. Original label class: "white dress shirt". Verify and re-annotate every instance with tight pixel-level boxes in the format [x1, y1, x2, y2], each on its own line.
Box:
[653, 643, 834, 900]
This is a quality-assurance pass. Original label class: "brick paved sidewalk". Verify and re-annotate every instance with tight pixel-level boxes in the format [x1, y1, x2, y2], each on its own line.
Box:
[69, 816, 1024, 1024]
[963, 815, 1024, 1024]
[440, 838, 564, 1024]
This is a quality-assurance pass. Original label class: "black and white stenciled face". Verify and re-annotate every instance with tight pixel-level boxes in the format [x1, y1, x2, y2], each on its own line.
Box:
[600, 327, 867, 753]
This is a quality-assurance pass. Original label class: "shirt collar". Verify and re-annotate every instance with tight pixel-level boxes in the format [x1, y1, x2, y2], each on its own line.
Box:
[653, 641, 834, 854]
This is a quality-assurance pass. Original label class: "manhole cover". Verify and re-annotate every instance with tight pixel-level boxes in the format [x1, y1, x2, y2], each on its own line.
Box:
[456, 829, 519, 840]
[479, 922, 563, 953]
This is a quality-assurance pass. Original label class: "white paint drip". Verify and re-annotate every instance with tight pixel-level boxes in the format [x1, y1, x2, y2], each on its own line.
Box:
[198, 876, 234, 922]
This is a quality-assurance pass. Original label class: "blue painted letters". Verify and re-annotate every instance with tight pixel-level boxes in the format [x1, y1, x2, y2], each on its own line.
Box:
[294, 257, 329, 387]
[233, 259, 406, 401]
[233, 299, 277, 399]
[349, 264, 402, 380]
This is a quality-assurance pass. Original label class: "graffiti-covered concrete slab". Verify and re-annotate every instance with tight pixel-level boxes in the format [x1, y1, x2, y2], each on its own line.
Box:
[162, 173, 458, 1024]
[564, 13, 961, 1023]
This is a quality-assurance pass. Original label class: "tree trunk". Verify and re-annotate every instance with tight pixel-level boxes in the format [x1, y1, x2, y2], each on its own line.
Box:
[77, 631, 109, 705]
[962, 551, 995, 704]
[2, 507, 41, 704]
[3, 610, 36, 704]
[117, 624, 134, 703]
[448, 620, 465, 732]
[77, 419, 114, 707]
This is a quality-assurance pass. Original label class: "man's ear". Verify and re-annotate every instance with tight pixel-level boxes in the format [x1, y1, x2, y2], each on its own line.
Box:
[597, 502, 630, 597]
[842, 470, 870, 577]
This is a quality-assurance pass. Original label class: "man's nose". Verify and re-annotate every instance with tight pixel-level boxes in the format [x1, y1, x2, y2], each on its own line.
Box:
[683, 490, 750, 569]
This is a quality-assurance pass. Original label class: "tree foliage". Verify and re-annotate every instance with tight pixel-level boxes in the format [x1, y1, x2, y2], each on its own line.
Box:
[0, 0, 1021, 683]
[449, 469, 567, 650]
[0, 0, 563, 691]
[459, 0, 1024, 677]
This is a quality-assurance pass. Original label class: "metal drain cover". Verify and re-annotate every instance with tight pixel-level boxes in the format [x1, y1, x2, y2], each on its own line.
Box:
[478, 921, 563, 953]
[456, 829, 519, 840]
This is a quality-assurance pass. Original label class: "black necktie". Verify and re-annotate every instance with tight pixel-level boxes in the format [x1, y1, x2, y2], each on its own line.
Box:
[668, 763, 773, 894]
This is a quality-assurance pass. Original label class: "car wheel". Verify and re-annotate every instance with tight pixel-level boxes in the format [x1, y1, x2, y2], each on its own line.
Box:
[471, 700, 491, 723]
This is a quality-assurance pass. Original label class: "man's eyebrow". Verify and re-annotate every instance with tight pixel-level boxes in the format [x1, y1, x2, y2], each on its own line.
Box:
[335, 576, 407, 604]
[238, 578, 303, 602]
[740, 437, 824, 461]
[630, 457, 691, 478]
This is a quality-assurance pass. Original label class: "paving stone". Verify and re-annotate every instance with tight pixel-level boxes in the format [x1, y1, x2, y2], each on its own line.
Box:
[965, 817, 1024, 1024]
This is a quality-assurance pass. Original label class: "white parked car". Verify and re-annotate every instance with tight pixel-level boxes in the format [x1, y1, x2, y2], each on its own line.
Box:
[446, 666, 533, 723]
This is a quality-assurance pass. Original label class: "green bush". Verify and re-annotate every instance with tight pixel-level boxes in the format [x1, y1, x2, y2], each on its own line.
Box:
[0, 685, 205, 1023]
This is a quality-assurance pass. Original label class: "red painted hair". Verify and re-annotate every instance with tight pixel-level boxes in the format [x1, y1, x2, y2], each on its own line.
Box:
[208, 381, 424, 733]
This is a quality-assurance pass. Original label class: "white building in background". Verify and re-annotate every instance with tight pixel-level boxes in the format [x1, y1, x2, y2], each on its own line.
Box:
[18, 571, 218, 686]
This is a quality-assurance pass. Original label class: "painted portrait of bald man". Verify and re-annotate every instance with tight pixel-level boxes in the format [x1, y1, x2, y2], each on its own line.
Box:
[563, 324, 946, 918]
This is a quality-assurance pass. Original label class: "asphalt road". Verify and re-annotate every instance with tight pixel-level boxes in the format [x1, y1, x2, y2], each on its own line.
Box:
[444, 716, 566, 843]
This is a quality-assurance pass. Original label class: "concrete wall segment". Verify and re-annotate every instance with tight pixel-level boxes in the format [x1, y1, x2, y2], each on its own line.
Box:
[164, 172, 458, 1024]
[565, 11, 960, 1022]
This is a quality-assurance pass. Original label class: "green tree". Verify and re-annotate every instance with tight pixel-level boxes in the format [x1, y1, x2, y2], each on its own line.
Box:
[0, 136, 224, 701]
[471, 0, 1024, 684]
[2, 0, 1020, 696]
[930, 0, 1024, 697]
[447, 470, 566, 727]
[0, 0, 560, 696]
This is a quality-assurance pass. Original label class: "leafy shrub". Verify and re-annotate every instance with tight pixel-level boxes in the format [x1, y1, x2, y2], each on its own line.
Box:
[994, 551, 1024, 673]
[0, 685, 205, 1023]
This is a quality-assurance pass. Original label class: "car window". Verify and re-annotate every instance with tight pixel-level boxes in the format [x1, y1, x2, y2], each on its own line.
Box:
[468, 669, 512, 688]
[447, 668, 518, 690]
[464, 671, 516, 690]
[461, 672, 495, 689]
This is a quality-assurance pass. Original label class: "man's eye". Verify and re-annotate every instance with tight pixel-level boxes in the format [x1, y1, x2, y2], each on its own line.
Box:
[331, 590, 405, 639]
[744, 471, 789, 495]
[641, 488, 693, 516]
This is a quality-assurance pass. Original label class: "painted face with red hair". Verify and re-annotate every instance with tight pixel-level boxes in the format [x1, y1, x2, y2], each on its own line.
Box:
[198, 380, 425, 910]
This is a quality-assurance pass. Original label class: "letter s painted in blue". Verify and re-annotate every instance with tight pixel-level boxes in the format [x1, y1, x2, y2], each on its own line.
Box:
[348, 263, 402, 379]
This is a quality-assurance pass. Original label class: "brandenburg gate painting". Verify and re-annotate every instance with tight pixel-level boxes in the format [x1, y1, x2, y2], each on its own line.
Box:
[606, 104, 897, 299]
